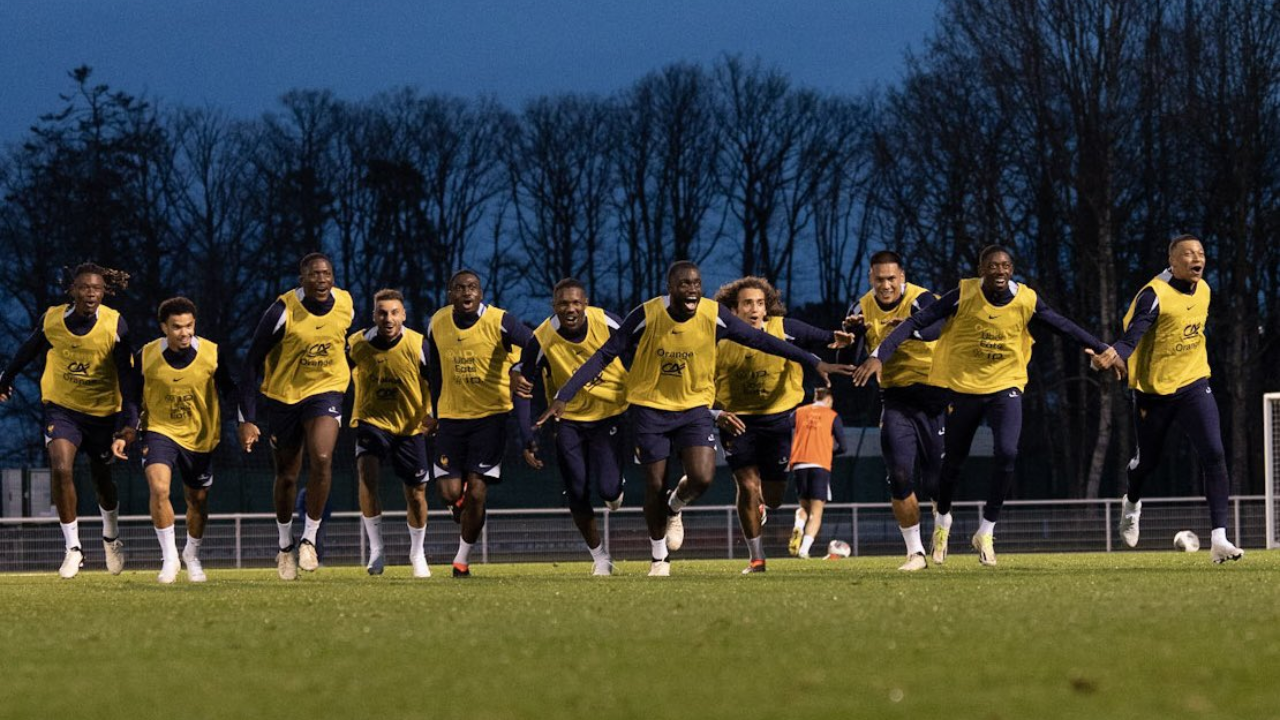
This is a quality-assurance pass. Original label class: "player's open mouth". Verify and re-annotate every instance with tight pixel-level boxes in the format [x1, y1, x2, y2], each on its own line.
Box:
[1190, 265, 1203, 274]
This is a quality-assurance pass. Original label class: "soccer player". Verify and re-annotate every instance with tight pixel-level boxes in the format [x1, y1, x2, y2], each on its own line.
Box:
[514, 278, 628, 576]
[348, 289, 434, 578]
[711, 276, 852, 574]
[238, 252, 354, 580]
[1099, 234, 1244, 563]
[111, 297, 235, 583]
[853, 245, 1115, 566]
[0, 263, 134, 578]
[427, 270, 533, 578]
[538, 261, 855, 577]
[788, 388, 847, 559]
[844, 251, 947, 571]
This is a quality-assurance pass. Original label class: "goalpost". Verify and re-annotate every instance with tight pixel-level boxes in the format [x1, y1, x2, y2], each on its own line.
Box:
[1266, 393, 1280, 549]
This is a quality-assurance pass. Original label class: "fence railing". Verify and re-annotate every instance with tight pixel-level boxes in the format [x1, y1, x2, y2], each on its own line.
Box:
[0, 495, 1272, 573]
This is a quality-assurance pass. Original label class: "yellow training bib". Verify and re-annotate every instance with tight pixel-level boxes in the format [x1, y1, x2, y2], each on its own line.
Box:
[715, 315, 804, 415]
[533, 306, 628, 422]
[1123, 272, 1211, 395]
[350, 327, 430, 436]
[260, 288, 353, 404]
[627, 297, 720, 411]
[140, 337, 221, 453]
[860, 283, 937, 389]
[929, 278, 1037, 393]
[40, 304, 122, 417]
[431, 305, 514, 419]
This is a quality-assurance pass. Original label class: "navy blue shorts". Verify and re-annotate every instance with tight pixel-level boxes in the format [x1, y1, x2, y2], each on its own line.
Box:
[630, 405, 716, 465]
[793, 467, 832, 501]
[355, 423, 430, 485]
[141, 431, 214, 488]
[43, 402, 116, 464]
[555, 415, 625, 511]
[263, 391, 344, 451]
[721, 410, 794, 483]
[433, 413, 507, 482]
[879, 384, 947, 501]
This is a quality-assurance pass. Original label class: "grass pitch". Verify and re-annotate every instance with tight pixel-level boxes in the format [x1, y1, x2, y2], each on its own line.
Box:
[1, 552, 1276, 720]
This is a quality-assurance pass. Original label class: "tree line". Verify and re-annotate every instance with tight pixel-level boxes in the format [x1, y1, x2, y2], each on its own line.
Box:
[1, 0, 1277, 499]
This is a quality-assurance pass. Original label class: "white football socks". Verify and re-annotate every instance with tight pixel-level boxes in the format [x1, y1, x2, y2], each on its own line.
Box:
[799, 535, 815, 556]
[302, 515, 322, 545]
[901, 523, 925, 556]
[276, 520, 293, 550]
[936, 511, 953, 530]
[155, 525, 178, 561]
[408, 524, 426, 558]
[100, 505, 119, 539]
[60, 520, 81, 551]
[650, 537, 668, 561]
[1211, 527, 1228, 545]
[746, 535, 765, 561]
[454, 539, 474, 566]
[978, 518, 997, 537]
[361, 514, 384, 555]
[588, 543, 609, 560]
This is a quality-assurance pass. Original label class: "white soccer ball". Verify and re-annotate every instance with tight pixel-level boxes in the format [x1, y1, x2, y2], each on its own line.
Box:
[1173, 530, 1200, 552]
[826, 539, 852, 559]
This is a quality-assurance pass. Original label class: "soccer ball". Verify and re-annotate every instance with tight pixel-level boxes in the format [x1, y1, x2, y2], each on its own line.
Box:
[1173, 530, 1200, 552]
[825, 539, 852, 559]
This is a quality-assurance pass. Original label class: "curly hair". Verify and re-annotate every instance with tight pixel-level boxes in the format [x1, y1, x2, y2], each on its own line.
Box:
[157, 296, 197, 323]
[64, 263, 130, 295]
[713, 276, 786, 317]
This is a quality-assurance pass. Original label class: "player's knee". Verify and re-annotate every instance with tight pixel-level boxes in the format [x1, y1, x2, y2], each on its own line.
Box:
[887, 467, 914, 500]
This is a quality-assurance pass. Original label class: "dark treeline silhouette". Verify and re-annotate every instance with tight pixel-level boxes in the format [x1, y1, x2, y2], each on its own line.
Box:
[1, 0, 1278, 502]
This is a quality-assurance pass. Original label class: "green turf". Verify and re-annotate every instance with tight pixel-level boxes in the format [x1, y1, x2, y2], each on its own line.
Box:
[1, 551, 1276, 720]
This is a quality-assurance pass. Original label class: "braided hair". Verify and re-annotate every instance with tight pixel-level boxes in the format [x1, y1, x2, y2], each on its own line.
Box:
[63, 263, 131, 295]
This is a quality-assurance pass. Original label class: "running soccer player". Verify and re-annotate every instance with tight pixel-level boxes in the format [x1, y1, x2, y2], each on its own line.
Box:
[844, 250, 947, 571]
[788, 388, 846, 559]
[427, 270, 533, 578]
[348, 289, 434, 578]
[238, 252, 354, 580]
[514, 278, 627, 576]
[1100, 234, 1244, 563]
[538, 261, 856, 577]
[711, 276, 852, 574]
[853, 245, 1116, 566]
[0, 263, 134, 578]
[111, 297, 236, 583]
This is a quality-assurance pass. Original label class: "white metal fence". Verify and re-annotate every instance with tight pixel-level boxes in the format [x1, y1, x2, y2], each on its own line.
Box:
[0, 495, 1272, 573]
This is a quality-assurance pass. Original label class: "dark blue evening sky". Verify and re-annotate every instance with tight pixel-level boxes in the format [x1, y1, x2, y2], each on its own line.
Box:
[1, 0, 940, 143]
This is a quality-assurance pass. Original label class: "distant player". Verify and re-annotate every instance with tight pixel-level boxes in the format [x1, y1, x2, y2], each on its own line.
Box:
[854, 245, 1115, 566]
[112, 297, 235, 583]
[711, 276, 852, 574]
[844, 251, 947, 571]
[0, 263, 134, 578]
[514, 278, 627, 576]
[1101, 234, 1244, 563]
[426, 270, 533, 578]
[239, 252, 354, 580]
[787, 388, 847, 558]
[538, 261, 856, 577]
[348, 289, 434, 578]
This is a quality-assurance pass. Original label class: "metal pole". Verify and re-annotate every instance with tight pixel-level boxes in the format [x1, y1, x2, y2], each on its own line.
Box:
[1265, 394, 1276, 549]
[1234, 497, 1241, 548]
[603, 509, 610, 555]
[851, 506, 859, 557]
[481, 523, 489, 564]
[359, 518, 366, 567]
[234, 516, 242, 569]
[726, 509, 734, 559]
[1105, 501, 1112, 553]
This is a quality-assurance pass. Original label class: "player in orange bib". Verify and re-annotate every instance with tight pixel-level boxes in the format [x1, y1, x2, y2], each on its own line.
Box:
[788, 388, 847, 558]
[0, 263, 135, 578]
[238, 253, 354, 580]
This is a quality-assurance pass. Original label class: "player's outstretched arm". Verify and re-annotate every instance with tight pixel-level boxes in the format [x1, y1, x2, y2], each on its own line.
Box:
[535, 399, 567, 428]
[851, 357, 882, 387]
